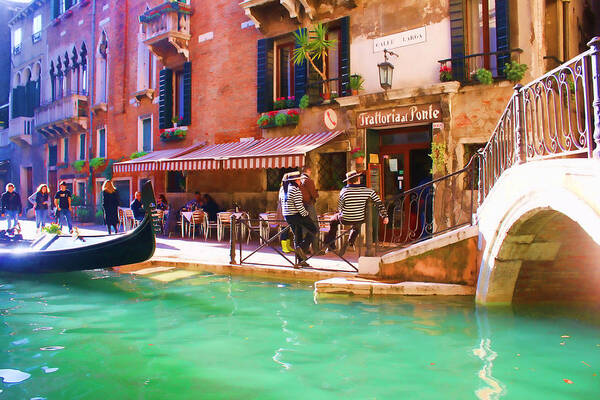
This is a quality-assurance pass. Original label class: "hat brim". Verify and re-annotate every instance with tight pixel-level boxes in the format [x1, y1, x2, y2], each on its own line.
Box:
[343, 172, 363, 182]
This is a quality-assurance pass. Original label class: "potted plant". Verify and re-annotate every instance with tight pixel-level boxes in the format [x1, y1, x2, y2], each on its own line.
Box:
[172, 116, 185, 127]
[72, 160, 86, 172]
[293, 23, 337, 101]
[130, 151, 148, 159]
[349, 75, 364, 96]
[503, 60, 528, 83]
[439, 65, 452, 82]
[474, 68, 493, 85]
[274, 97, 287, 110]
[287, 109, 299, 124]
[350, 147, 365, 164]
[285, 96, 295, 108]
[90, 157, 106, 169]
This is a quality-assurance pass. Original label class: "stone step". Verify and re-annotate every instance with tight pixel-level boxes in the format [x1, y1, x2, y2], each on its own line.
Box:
[314, 277, 475, 296]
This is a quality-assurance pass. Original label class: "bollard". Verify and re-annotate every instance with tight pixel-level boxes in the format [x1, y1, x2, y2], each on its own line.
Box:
[365, 199, 374, 257]
[230, 215, 237, 264]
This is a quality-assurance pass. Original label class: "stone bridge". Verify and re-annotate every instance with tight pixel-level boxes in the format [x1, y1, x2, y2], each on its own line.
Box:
[475, 159, 600, 304]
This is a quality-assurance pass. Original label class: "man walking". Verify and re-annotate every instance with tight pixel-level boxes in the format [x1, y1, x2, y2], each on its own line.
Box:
[1, 183, 22, 230]
[323, 170, 388, 256]
[299, 166, 319, 252]
[54, 181, 73, 233]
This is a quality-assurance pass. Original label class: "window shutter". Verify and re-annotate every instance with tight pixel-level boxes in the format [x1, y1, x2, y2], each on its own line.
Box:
[26, 80, 36, 117]
[65, 0, 72, 10]
[11, 88, 18, 118]
[293, 29, 308, 107]
[159, 68, 173, 129]
[495, 0, 510, 74]
[52, 0, 59, 19]
[449, 0, 465, 81]
[339, 16, 351, 97]
[182, 61, 192, 126]
[257, 38, 274, 113]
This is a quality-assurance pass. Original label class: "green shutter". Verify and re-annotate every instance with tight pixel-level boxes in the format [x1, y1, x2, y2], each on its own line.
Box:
[496, 0, 510, 74]
[449, 0, 465, 81]
[257, 38, 274, 113]
[159, 68, 173, 129]
[182, 62, 192, 126]
[64, 138, 69, 163]
[339, 16, 351, 97]
[79, 133, 86, 159]
[293, 29, 308, 106]
[99, 129, 106, 158]
[52, 0, 59, 19]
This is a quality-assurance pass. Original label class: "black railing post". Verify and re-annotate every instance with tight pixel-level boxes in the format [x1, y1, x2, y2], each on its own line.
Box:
[513, 85, 526, 164]
[365, 199, 374, 257]
[588, 37, 600, 159]
[229, 215, 237, 264]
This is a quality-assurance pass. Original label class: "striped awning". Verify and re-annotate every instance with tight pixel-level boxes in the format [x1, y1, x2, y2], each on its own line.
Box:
[113, 144, 202, 173]
[163, 130, 343, 171]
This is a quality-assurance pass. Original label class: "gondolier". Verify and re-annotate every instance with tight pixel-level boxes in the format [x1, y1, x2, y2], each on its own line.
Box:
[323, 170, 388, 256]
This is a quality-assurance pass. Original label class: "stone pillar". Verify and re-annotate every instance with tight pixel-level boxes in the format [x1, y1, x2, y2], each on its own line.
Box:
[588, 37, 600, 159]
[513, 84, 526, 164]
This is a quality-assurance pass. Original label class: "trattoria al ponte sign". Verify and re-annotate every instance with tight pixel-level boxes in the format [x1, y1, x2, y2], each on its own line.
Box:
[357, 104, 442, 129]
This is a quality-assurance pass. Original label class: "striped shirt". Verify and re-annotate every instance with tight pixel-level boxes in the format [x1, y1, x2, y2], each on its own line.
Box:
[280, 185, 308, 217]
[338, 185, 388, 223]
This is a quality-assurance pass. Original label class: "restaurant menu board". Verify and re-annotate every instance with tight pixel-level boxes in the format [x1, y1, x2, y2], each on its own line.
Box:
[368, 163, 381, 197]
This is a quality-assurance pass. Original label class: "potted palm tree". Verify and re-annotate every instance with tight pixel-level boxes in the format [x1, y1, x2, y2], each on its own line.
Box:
[293, 24, 337, 100]
[349, 75, 365, 96]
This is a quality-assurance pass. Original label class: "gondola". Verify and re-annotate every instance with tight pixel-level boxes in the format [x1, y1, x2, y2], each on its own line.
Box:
[0, 182, 157, 274]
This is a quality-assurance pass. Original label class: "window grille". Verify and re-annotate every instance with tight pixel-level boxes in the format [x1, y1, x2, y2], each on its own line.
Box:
[266, 168, 295, 191]
[318, 152, 347, 190]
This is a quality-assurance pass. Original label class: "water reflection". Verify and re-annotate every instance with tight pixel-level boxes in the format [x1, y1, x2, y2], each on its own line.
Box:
[473, 307, 507, 400]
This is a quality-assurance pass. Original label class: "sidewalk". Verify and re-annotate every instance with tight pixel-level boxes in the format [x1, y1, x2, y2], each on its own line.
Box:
[16, 219, 359, 281]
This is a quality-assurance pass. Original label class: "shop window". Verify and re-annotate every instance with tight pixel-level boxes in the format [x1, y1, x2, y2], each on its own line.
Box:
[318, 152, 347, 191]
[266, 168, 296, 192]
[463, 143, 485, 189]
[256, 16, 350, 113]
[166, 171, 186, 193]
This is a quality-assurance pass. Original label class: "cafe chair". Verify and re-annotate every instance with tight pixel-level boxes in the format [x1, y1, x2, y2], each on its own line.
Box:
[189, 210, 208, 240]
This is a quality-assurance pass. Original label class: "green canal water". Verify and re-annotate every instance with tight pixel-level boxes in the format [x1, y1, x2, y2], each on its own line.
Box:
[0, 270, 598, 399]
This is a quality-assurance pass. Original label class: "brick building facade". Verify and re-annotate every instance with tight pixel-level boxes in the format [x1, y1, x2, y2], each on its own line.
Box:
[5, 0, 597, 221]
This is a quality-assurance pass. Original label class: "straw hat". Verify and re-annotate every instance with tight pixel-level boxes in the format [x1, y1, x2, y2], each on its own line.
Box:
[282, 171, 302, 181]
[343, 169, 363, 182]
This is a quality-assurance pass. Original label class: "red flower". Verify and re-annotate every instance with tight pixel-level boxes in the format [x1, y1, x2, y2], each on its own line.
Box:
[267, 111, 278, 117]
[287, 110, 299, 116]
[288, 96, 295, 100]
[440, 65, 451, 73]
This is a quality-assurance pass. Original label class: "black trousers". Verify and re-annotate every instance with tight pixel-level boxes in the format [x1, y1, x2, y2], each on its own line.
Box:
[323, 214, 363, 249]
[284, 214, 318, 252]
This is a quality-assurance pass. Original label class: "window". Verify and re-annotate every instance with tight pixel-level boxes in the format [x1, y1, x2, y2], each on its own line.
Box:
[158, 63, 191, 129]
[32, 15, 42, 43]
[48, 145, 57, 167]
[256, 16, 350, 113]
[166, 171, 186, 193]
[13, 28, 22, 54]
[78, 133, 86, 160]
[137, 45, 154, 91]
[97, 127, 106, 158]
[318, 152, 347, 190]
[140, 117, 152, 152]
[276, 41, 295, 99]
[449, 0, 510, 80]
[96, 31, 108, 104]
[61, 137, 69, 163]
[266, 168, 295, 191]
[77, 181, 86, 202]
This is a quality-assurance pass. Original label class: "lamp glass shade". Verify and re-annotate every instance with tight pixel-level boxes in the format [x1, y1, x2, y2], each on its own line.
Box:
[378, 61, 394, 90]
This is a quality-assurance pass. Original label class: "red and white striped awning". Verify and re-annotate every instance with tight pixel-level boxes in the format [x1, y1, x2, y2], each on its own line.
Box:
[113, 144, 202, 174]
[163, 130, 343, 171]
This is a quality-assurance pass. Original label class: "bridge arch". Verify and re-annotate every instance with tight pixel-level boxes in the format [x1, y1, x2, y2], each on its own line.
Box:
[476, 159, 600, 304]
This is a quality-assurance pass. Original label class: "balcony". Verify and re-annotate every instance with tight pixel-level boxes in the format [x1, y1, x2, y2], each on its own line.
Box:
[239, 0, 316, 29]
[8, 116, 33, 146]
[35, 92, 89, 139]
[139, 1, 192, 66]
[437, 48, 523, 84]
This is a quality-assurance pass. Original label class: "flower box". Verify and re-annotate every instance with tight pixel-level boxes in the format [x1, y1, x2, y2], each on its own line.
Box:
[160, 126, 187, 142]
[257, 109, 300, 129]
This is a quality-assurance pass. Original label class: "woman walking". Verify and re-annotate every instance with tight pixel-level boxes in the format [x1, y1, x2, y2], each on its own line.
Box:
[280, 171, 317, 266]
[102, 180, 119, 234]
[28, 184, 51, 232]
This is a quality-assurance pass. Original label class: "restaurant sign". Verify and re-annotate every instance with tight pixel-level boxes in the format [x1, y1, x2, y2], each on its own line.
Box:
[357, 104, 442, 128]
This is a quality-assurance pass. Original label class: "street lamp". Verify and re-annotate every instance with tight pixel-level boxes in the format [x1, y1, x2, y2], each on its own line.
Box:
[378, 48, 398, 90]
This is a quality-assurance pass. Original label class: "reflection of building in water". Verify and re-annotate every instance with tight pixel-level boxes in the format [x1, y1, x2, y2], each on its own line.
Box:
[473, 338, 506, 400]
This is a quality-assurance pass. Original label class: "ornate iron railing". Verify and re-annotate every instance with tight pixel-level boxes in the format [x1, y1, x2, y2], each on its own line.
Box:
[384, 156, 478, 249]
[478, 37, 600, 205]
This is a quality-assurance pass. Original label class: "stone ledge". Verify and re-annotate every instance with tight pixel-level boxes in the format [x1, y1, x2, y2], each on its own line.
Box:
[314, 277, 475, 296]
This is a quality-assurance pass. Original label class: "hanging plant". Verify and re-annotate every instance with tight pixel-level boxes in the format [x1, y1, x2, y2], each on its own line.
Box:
[72, 160, 86, 172]
[90, 157, 106, 169]
[131, 151, 148, 159]
[160, 127, 187, 141]
[429, 142, 447, 175]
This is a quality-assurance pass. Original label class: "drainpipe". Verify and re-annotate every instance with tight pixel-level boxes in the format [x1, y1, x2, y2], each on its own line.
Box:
[88, 0, 96, 212]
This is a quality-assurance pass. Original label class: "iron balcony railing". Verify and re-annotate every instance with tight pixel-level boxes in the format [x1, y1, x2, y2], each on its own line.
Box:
[438, 48, 523, 83]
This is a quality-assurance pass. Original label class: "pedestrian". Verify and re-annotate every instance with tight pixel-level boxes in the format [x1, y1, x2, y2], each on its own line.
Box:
[130, 191, 145, 222]
[183, 192, 203, 211]
[280, 171, 317, 265]
[28, 183, 51, 232]
[102, 180, 120, 234]
[1, 183, 22, 230]
[299, 166, 319, 252]
[54, 181, 73, 233]
[323, 170, 389, 256]
[156, 194, 169, 211]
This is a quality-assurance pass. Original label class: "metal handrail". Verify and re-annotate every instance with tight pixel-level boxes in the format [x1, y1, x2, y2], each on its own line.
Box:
[437, 48, 523, 64]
